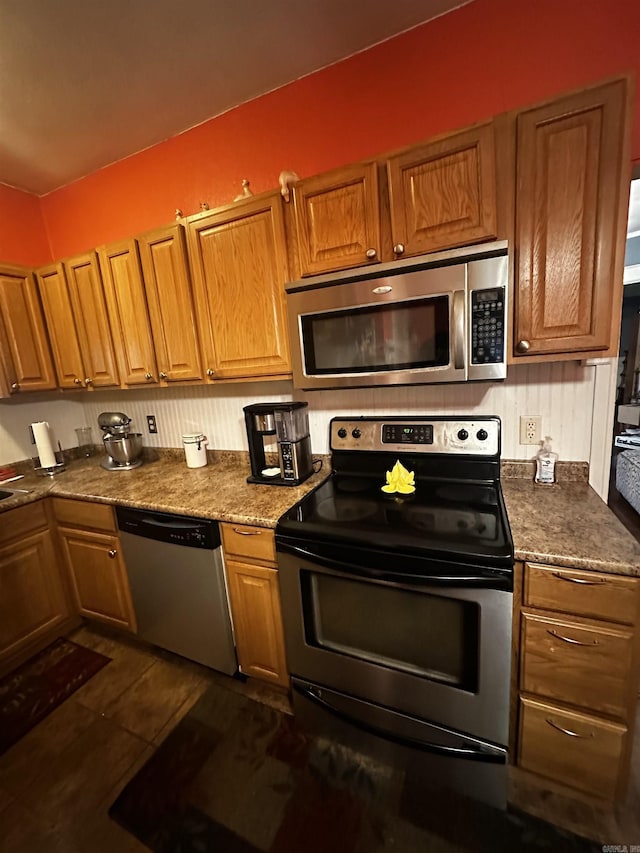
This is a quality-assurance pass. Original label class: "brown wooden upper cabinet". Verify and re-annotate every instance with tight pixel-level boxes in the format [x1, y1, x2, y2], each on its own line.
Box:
[99, 239, 158, 386]
[514, 78, 631, 358]
[187, 193, 291, 380]
[99, 225, 201, 386]
[292, 162, 382, 276]
[0, 263, 56, 395]
[138, 224, 203, 383]
[37, 254, 119, 389]
[290, 123, 498, 277]
[386, 122, 497, 259]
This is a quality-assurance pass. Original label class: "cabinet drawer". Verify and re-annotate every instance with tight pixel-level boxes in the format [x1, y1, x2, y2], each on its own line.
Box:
[52, 498, 116, 533]
[520, 612, 633, 718]
[0, 500, 47, 546]
[518, 696, 626, 800]
[524, 563, 640, 625]
[220, 523, 276, 564]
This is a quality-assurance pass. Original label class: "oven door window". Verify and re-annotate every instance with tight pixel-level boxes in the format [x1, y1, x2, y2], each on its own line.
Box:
[300, 296, 450, 375]
[302, 571, 479, 691]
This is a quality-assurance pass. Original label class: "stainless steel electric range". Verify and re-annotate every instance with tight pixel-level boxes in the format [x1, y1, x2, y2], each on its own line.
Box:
[276, 415, 514, 809]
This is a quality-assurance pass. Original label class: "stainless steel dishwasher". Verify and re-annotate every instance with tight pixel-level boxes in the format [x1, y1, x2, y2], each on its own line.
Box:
[116, 506, 237, 675]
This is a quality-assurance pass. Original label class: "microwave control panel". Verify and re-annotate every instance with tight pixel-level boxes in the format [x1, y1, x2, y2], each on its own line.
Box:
[471, 287, 505, 365]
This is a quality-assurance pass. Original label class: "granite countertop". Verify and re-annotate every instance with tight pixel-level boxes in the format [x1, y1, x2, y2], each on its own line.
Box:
[3, 453, 640, 577]
[502, 479, 640, 577]
[0, 453, 330, 528]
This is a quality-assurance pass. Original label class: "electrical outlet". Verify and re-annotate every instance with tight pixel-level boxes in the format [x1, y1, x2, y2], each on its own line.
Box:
[146, 415, 158, 434]
[519, 415, 541, 445]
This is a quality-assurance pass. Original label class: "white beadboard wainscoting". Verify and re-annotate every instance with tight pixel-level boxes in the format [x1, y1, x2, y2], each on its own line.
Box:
[0, 395, 85, 466]
[80, 360, 595, 459]
[0, 359, 613, 496]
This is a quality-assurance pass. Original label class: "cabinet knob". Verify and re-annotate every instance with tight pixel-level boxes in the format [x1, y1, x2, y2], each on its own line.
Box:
[393, 243, 405, 256]
[108, 549, 117, 558]
[515, 340, 531, 354]
[10, 382, 19, 391]
[73, 377, 82, 385]
[159, 371, 168, 380]
[365, 248, 377, 260]
[84, 378, 93, 386]
[206, 368, 215, 378]
[145, 372, 154, 381]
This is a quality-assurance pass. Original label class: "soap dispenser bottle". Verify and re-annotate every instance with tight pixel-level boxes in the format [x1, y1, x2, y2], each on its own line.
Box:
[535, 436, 558, 485]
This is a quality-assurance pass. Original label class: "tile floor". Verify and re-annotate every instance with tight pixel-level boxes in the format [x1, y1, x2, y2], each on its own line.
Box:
[0, 625, 289, 853]
[1, 625, 638, 852]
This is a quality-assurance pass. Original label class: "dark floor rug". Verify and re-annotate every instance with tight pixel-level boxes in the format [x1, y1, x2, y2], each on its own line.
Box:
[110, 682, 602, 853]
[0, 636, 110, 755]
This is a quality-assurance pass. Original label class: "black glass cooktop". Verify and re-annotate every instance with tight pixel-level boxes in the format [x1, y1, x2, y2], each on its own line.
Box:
[277, 472, 513, 570]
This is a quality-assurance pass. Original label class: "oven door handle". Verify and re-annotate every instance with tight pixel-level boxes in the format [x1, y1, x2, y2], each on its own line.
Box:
[277, 541, 508, 588]
[294, 683, 505, 764]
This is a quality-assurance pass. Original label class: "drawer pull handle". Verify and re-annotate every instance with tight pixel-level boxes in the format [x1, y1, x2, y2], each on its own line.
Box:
[547, 629, 599, 647]
[233, 528, 262, 536]
[108, 549, 117, 558]
[545, 717, 594, 739]
[552, 572, 606, 586]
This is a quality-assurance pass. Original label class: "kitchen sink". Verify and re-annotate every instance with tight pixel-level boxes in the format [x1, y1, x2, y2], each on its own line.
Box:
[0, 489, 15, 500]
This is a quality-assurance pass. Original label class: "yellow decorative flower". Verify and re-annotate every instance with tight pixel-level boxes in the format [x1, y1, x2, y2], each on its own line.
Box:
[381, 460, 416, 495]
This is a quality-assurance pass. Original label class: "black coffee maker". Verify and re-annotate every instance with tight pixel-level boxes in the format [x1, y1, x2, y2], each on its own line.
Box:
[244, 402, 313, 486]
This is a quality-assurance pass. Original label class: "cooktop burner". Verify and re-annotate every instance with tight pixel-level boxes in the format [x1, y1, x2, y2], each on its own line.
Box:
[276, 415, 514, 572]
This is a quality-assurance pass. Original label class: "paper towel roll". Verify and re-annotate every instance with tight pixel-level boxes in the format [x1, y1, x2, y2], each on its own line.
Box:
[31, 422, 57, 468]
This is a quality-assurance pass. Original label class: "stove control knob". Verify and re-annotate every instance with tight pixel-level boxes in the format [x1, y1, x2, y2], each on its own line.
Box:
[457, 428, 469, 441]
[337, 428, 347, 439]
[476, 429, 489, 441]
[351, 428, 362, 439]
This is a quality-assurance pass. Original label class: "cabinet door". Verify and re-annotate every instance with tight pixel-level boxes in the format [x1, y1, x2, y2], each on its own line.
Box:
[36, 262, 85, 389]
[98, 240, 159, 386]
[187, 194, 290, 379]
[514, 79, 630, 357]
[225, 559, 288, 687]
[138, 224, 203, 382]
[59, 527, 136, 631]
[64, 252, 119, 388]
[387, 123, 497, 259]
[293, 162, 381, 276]
[0, 529, 70, 661]
[0, 264, 56, 393]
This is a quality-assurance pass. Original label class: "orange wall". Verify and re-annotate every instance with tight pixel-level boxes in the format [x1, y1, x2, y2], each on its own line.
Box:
[41, 0, 640, 259]
[0, 184, 51, 267]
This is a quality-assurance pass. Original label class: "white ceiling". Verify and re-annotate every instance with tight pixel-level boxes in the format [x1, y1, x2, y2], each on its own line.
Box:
[0, 0, 469, 196]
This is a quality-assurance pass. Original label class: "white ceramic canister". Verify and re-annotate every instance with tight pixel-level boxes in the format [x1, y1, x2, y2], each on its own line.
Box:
[183, 433, 208, 468]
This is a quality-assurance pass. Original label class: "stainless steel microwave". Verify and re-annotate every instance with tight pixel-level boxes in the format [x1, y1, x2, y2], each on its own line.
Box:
[285, 241, 509, 390]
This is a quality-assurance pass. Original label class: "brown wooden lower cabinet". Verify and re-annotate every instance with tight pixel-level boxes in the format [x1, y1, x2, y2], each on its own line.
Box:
[58, 526, 136, 632]
[52, 498, 136, 632]
[518, 696, 626, 800]
[0, 502, 75, 673]
[514, 560, 640, 803]
[224, 558, 288, 687]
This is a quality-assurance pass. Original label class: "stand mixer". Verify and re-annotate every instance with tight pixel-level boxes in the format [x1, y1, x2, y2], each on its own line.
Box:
[98, 412, 143, 471]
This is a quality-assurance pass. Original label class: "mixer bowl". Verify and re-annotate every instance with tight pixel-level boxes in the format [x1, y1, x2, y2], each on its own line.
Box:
[103, 433, 143, 465]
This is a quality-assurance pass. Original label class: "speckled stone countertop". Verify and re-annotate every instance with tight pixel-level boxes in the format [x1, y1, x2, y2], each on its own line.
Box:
[0, 453, 330, 528]
[502, 479, 640, 577]
[2, 452, 640, 577]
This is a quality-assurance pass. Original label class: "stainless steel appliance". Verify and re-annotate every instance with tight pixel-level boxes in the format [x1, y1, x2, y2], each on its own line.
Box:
[286, 241, 508, 390]
[116, 507, 237, 674]
[98, 411, 143, 471]
[276, 415, 513, 808]
[244, 402, 313, 486]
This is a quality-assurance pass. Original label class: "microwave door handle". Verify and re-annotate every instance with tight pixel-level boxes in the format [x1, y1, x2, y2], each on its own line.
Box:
[294, 683, 505, 764]
[452, 290, 466, 370]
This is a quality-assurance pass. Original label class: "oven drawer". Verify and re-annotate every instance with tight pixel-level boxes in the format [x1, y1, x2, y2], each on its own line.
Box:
[523, 563, 640, 625]
[221, 523, 276, 565]
[520, 612, 633, 719]
[518, 696, 626, 800]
